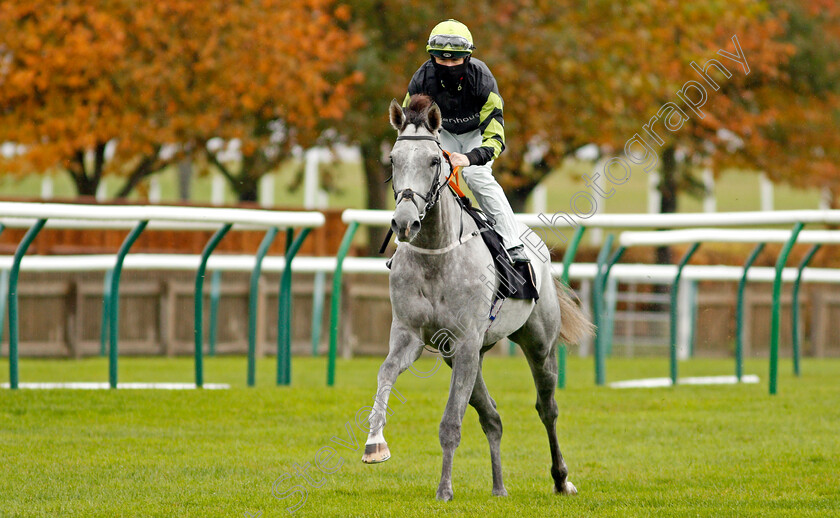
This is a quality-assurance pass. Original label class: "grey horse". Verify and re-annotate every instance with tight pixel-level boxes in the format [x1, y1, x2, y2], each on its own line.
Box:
[362, 94, 592, 501]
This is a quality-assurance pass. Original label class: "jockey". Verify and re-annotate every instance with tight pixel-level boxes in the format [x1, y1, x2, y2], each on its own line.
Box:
[402, 19, 529, 264]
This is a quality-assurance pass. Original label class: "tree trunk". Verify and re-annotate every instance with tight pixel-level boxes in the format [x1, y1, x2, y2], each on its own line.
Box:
[237, 177, 259, 203]
[235, 151, 271, 204]
[238, 186, 257, 203]
[361, 139, 390, 255]
[70, 171, 98, 197]
[656, 145, 678, 265]
[67, 150, 98, 197]
[116, 155, 156, 199]
[178, 158, 192, 201]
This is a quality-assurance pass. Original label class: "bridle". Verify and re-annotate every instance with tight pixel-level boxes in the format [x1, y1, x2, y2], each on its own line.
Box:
[381, 132, 481, 255]
[391, 134, 456, 220]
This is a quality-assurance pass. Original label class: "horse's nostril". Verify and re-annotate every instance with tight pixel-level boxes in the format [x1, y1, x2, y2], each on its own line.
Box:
[390, 219, 399, 234]
[410, 221, 421, 234]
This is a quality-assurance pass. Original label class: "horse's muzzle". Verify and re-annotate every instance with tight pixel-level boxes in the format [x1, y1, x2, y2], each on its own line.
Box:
[391, 203, 421, 242]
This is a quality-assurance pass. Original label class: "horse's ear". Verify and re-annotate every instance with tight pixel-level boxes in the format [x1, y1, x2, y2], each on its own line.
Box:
[427, 102, 442, 132]
[389, 99, 405, 130]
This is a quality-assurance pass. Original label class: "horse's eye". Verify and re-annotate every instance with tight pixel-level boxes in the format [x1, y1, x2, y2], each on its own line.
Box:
[431, 157, 440, 167]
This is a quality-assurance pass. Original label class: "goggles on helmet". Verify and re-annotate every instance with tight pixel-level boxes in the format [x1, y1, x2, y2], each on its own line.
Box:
[427, 34, 475, 53]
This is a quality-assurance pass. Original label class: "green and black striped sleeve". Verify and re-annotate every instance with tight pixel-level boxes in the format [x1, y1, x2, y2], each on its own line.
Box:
[464, 89, 505, 166]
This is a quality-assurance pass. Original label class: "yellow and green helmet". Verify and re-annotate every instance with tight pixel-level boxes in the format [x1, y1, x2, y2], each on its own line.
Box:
[426, 19, 475, 59]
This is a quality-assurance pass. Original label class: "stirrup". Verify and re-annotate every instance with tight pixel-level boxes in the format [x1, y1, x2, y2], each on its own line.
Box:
[506, 244, 530, 264]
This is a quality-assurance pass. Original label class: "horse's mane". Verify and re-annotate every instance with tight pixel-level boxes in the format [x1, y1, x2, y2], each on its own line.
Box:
[403, 94, 435, 131]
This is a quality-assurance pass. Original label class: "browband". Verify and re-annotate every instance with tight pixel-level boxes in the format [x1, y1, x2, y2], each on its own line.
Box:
[395, 135, 440, 142]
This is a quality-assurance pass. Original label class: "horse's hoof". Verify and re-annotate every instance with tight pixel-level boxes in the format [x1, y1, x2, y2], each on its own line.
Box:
[361, 442, 391, 464]
[554, 480, 578, 495]
[435, 487, 454, 502]
[492, 487, 508, 497]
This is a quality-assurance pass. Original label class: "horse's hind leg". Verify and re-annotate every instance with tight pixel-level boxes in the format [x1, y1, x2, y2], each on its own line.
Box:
[362, 322, 423, 464]
[512, 330, 577, 495]
[469, 360, 507, 497]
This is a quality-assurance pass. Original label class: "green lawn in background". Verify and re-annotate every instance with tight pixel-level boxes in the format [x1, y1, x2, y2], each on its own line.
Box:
[1, 355, 838, 517]
[532, 161, 821, 214]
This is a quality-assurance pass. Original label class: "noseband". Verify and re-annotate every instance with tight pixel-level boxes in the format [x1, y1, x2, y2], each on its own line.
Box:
[391, 135, 456, 220]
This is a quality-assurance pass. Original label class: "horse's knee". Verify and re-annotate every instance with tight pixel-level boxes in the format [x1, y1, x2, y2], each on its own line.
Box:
[377, 359, 398, 379]
[439, 420, 461, 450]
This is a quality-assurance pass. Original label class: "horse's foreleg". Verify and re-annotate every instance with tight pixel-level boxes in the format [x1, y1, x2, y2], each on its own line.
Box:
[362, 323, 422, 464]
[436, 338, 480, 502]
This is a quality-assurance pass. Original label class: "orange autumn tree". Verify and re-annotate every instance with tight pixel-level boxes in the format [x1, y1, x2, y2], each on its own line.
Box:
[0, 1, 362, 200]
[478, 1, 796, 215]
[203, 0, 363, 202]
[733, 0, 840, 205]
[583, 1, 793, 210]
[0, 2, 205, 196]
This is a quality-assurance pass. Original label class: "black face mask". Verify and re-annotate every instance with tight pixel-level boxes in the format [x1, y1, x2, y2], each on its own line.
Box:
[433, 59, 467, 90]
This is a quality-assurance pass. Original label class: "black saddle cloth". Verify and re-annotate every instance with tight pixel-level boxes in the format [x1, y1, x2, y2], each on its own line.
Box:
[458, 197, 539, 302]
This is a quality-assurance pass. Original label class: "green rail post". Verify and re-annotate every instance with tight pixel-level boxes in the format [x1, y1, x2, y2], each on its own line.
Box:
[669, 242, 700, 386]
[603, 274, 618, 356]
[208, 270, 222, 357]
[109, 221, 148, 389]
[100, 269, 113, 357]
[247, 227, 279, 387]
[0, 225, 5, 349]
[600, 245, 626, 360]
[277, 229, 293, 385]
[561, 226, 586, 285]
[277, 227, 311, 386]
[194, 224, 232, 388]
[792, 243, 820, 378]
[687, 280, 698, 357]
[557, 340, 566, 388]
[0, 269, 9, 349]
[770, 223, 803, 395]
[327, 221, 359, 386]
[592, 234, 615, 386]
[736, 243, 765, 381]
[311, 270, 326, 356]
[557, 226, 586, 389]
[8, 219, 46, 389]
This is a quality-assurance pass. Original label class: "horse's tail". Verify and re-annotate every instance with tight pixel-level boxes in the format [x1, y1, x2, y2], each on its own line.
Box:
[554, 278, 594, 344]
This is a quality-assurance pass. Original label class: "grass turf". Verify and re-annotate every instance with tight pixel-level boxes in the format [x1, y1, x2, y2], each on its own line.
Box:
[0, 355, 838, 517]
